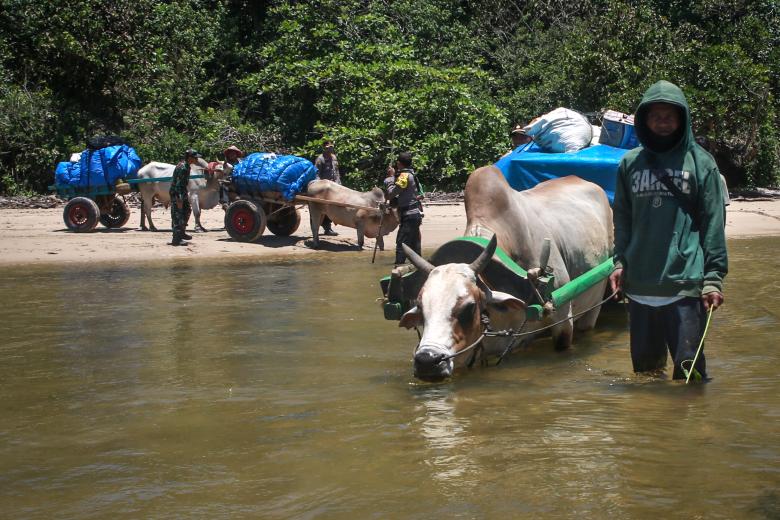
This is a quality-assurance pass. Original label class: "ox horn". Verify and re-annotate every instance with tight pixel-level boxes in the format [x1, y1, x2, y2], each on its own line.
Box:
[402, 244, 434, 274]
[469, 235, 498, 275]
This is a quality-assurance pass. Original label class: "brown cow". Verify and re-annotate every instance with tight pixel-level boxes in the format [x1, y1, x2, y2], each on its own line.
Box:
[306, 180, 399, 250]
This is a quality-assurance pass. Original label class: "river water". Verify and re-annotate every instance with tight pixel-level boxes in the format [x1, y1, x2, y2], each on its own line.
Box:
[1, 238, 778, 519]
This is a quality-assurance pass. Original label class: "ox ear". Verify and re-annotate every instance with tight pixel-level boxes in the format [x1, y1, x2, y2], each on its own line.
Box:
[399, 306, 423, 329]
[486, 290, 526, 313]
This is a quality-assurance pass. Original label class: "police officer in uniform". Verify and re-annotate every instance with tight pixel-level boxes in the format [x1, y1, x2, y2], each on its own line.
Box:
[384, 151, 423, 265]
[170, 149, 204, 246]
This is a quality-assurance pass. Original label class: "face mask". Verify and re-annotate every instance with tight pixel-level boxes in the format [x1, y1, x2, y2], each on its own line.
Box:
[646, 126, 684, 153]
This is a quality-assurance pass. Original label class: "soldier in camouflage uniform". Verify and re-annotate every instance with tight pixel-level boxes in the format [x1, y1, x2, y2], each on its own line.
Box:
[170, 149, 203, 246]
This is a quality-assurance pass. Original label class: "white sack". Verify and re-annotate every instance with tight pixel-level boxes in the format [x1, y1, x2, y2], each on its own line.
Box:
[523, 107, 593, 153]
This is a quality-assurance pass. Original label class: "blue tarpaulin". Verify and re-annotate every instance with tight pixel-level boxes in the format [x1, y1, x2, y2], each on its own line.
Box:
[54, 145, 142, 188]
[232, 153, 317, 200]
[494, 142, 631, 204]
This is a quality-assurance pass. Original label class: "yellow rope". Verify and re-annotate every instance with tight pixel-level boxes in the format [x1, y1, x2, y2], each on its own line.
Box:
[685, 305, 715, 384]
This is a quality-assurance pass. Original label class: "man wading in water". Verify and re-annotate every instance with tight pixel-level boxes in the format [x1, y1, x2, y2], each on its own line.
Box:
[610, 80, 728, 381]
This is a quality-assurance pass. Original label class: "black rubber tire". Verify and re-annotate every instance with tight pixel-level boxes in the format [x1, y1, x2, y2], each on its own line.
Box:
[63, 197, 100, 232]
[224, 200, 266, 242]
[266, 206, 301, 236]
[99, 198, 131, 229]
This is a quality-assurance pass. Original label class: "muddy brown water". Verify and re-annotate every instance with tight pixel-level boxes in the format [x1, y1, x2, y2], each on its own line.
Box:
[1, 238, 778, 519]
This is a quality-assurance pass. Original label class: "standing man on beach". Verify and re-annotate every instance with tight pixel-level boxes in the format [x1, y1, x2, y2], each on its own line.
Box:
[169, 149, 203, 246]
[219, 145, 244, 210]
[314, 140, 340, 236]
[610, 80, 728, 381]
[385, 151, 423, 266]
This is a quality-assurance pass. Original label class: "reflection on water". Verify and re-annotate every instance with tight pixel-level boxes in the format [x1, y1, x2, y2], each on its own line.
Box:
[415, 388, 477, 487]
[0, 239, 779, 519]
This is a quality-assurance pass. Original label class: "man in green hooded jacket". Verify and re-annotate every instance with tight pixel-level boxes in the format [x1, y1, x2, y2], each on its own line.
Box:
[609, 80, 727, 381]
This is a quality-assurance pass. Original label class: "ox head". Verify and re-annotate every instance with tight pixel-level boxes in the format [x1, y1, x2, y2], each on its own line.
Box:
[399, 235, 526, 381]
[205, 161, 228, 180]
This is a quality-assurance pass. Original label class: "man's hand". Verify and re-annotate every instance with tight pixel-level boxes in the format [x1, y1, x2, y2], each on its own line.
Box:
[386, 165, 396, 177]
[176, 199, 183, 210]
[608, 268, 624, 300]
[702, 291, 724, 311]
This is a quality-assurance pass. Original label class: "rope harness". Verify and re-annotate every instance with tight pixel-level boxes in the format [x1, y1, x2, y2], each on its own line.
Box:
[412, 288, 620, 369]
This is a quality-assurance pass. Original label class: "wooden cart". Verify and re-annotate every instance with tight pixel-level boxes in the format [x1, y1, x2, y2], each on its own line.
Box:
[48, 183, 133, 232]
[49, 175, 206, 232]
[222, 184, 381, 242]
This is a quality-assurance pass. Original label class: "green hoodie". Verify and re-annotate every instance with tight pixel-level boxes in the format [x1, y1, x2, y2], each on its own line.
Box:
[613, 80, 727, 297]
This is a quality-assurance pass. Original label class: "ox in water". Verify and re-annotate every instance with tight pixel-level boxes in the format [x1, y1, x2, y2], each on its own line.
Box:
[399, 169, 613, 381]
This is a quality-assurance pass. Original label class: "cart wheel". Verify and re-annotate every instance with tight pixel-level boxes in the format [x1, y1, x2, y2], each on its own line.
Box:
[99, 198, 131, 229]
[63, 197, 100, 232]
[266, 206, 301, 236]
[225, 200, 266, 242]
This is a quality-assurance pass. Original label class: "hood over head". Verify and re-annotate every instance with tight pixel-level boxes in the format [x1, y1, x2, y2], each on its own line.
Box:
[634, 80, 694, 155]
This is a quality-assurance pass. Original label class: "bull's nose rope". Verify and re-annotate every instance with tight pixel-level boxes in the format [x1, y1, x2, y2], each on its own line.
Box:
[413, 335, 486, 364]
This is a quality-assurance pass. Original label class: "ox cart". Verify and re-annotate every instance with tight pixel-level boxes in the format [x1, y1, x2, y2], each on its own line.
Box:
[49, 175, 381, 239]
[48, 175, 206, 232]
[221, 183, 381, 243]
[382, 143, 625, 327]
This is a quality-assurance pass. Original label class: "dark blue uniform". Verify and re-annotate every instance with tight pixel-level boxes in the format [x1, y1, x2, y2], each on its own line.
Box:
[385, 168, 423, 265]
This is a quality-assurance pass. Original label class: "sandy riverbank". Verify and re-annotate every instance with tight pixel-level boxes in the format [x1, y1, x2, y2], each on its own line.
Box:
[0, 198, 778, 266]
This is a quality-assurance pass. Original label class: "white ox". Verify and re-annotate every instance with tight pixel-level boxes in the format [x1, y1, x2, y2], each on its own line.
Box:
[136, 160, 220, 232]
[399, 167, 612, 381]
[306, 179, 400, 250]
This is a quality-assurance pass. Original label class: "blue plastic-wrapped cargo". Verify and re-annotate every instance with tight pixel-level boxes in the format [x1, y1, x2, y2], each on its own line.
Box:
[53, 145, 142, 187]
[494, 142, 631, 205]
[54, 161, 81, 186]
[231, 153, 317, 200]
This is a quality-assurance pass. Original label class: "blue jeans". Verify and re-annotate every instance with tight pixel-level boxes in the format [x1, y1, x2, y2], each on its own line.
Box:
[628, 297, 707, 380]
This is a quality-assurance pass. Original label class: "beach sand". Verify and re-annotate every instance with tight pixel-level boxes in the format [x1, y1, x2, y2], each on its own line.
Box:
[0, 198, 778, 266]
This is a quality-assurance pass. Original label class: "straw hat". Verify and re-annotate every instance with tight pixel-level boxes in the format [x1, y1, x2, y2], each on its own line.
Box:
[223, 145, 244, 157]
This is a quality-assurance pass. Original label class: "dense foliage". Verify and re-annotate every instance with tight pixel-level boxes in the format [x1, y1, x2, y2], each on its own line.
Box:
[1, 0, 777, 194]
